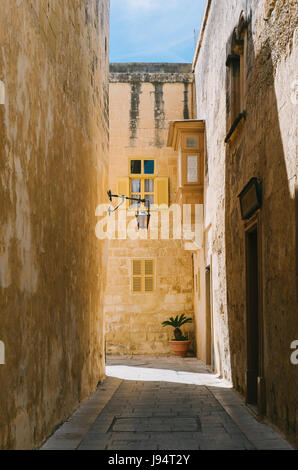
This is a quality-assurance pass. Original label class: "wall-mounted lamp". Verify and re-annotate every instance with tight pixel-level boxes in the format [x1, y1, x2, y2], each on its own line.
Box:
[107, 190, 151, 230]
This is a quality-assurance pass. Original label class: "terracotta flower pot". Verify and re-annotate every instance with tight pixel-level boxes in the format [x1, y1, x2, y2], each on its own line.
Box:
[169, 340, 192, 357]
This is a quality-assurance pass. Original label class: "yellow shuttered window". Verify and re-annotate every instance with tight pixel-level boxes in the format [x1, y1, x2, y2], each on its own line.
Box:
[120, 159, 169, 209]
[128, 176, 169, 208]
[132, 259, 155, 294]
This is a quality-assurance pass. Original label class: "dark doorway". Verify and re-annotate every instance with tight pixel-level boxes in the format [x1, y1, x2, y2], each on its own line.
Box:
[245, 219, 266, 416]
[205, 266, 214, 370]
[246, 227, 259, 408]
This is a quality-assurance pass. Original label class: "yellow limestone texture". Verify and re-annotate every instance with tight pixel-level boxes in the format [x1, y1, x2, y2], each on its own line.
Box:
[0, 0, 110, 449]
[105, 64, 196, 356]
[193, 0, 297, 445]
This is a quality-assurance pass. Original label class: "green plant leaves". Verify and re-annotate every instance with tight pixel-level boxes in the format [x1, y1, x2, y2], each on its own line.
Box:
[162, 314, 193, 328]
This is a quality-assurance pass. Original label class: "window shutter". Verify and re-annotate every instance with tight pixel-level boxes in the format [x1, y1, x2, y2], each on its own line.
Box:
[154, 177, 169, 207]
[132, 259, 154, 293]
[145, 259, 153, 276]
[144, 260, 154, 293]
[132, 260, 142, 293]
[133, 260, 142, 276]
[117, 177, 130, 208]
[133, 277, 142, 293]
[145, 277, 154, 293]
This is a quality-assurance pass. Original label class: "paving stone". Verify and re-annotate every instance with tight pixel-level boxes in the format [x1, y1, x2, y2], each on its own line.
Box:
[108, 432, 151, 441]
[41, 438, 82, 450]
[158, 440, 200, 450]
[253, 439, 293, 450]
[152, 431, 201, 441]
[41, 356, 294, 451]
[53, 424, 91, 434]
[78, 440, 110, 450]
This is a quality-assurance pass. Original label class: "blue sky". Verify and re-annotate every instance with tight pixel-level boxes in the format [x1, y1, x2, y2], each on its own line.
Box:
[110, 0, 207, 63]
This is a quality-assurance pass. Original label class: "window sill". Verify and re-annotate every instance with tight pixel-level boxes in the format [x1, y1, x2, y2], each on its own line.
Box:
[225, 110, 247, 144]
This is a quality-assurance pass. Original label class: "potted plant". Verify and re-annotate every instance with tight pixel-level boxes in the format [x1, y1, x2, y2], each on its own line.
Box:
[162, 314, 193, 357]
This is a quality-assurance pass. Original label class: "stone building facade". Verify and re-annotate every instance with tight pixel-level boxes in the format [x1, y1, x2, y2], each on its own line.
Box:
[191, 0, 297, 444]
[105, 63, 196, 356]
[106, 2, 297, 441]
[0, 0, 110, 449]
[0, 0, 296, 451]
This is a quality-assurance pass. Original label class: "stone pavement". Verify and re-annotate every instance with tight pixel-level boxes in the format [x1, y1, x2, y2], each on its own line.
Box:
[41, 357, 293, 450]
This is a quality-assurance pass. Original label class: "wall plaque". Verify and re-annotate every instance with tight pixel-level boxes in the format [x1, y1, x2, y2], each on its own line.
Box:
[238, 178, 262, 220]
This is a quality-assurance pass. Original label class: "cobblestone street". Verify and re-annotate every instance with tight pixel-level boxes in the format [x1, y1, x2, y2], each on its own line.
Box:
[41, 357, 293, 450]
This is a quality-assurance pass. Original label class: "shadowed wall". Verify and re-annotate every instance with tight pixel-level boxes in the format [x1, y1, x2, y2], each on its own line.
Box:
[193, 0, 297, 444]
[0, 0, 110, 449]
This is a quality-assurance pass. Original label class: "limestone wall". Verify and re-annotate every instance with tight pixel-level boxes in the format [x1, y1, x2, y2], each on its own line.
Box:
[106, 64, 195, 356]
[0, 0, 110, 449]
[194, 0, 297, 443]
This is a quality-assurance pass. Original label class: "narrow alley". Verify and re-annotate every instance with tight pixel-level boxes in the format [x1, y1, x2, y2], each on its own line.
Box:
[0, 0, 297, 452]
[41, 357, 293, 451]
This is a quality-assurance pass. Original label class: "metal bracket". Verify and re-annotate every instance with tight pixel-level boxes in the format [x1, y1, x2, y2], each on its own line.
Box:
[108, 195, 126, 216]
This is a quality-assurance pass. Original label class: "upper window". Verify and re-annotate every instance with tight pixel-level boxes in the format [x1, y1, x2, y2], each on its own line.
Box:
[131, 160, 142, 174]
[130, 178, 154, 207]
[144, 160, 155, 174]
[187, 156, 198, 183]
[129, 159, 156, 207]
[226, 12, 248, 133]
[182, 154, 200, 185]
[117, 175, 169, 208]
[186, 137, 198, 148]
[231, 56, 241, 123]
[130, 159, 155, 175]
